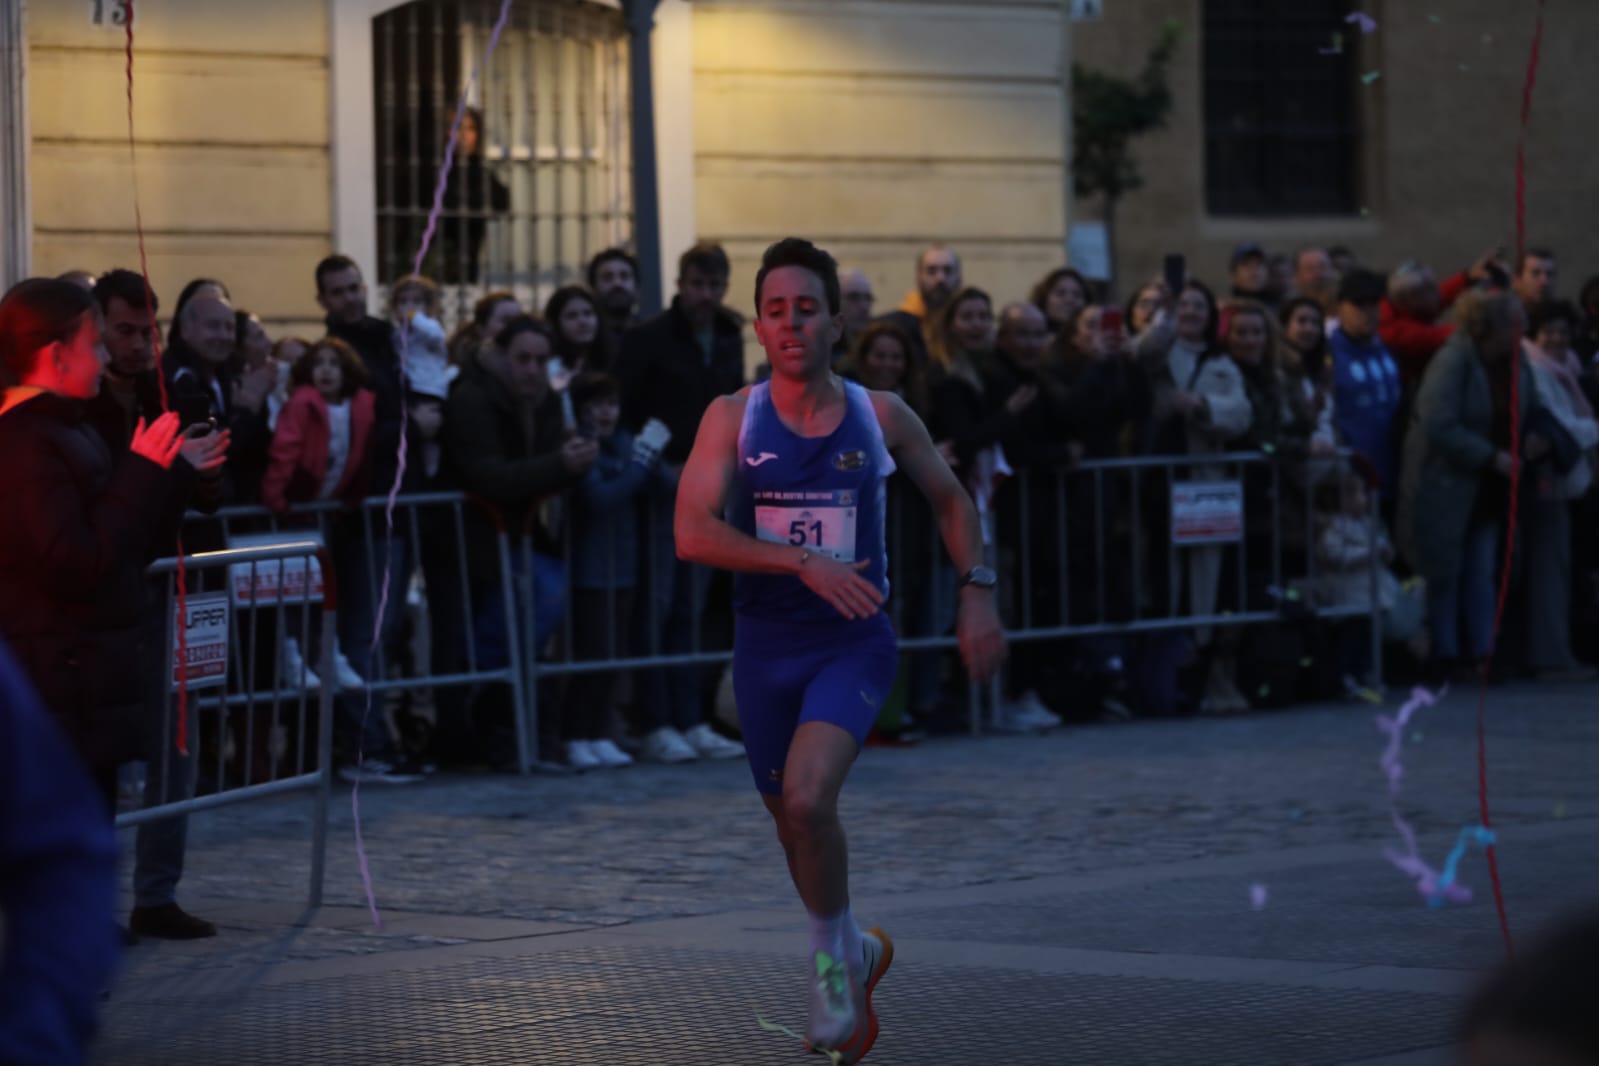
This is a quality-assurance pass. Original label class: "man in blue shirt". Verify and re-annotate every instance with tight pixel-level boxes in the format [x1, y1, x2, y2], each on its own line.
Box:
[1330, 269, 1404, 502]
[0, 636, 119, 1066]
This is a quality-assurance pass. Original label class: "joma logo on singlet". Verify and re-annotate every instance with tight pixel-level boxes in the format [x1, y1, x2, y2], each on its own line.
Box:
[745, 452, 779, 467]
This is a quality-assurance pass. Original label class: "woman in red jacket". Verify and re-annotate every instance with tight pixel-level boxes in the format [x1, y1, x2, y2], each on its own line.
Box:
[262, 337, 375, 513]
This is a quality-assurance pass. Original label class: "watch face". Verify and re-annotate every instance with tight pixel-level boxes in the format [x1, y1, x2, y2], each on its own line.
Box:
[965, 566, 997, 588]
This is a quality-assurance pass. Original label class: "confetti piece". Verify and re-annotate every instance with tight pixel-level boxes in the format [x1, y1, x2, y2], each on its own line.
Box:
[1362, 70, 1382, 85]
[1554, 803, 1566, 818]
[1345, 11, 1378, 34]
[1360, 206, 1372, 216]
[1429, 14, 1443, 22]
[1410, 731, 1423, 743]
[757, 1014, 843, 1065]
[1318, 32, 1345, 56]
[1459, 63, 1470, 71]
[1250, 883, 1269, 911]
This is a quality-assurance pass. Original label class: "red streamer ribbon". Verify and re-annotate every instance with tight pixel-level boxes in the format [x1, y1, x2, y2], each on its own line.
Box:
[124, 0, 191, 756]
[1478, 0, 1548, 961]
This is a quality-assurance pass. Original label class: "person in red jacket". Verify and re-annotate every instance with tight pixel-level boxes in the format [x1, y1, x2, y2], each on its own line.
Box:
[261, 337, 416, 781]
[1379, 251, 1507, 388]
[262, 337, 375, 512]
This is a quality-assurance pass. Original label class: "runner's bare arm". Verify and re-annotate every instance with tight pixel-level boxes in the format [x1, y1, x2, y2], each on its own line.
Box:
[674, 395, 808, 575]
[875, 392, 985, 574]
[875, 390, 1006, 678]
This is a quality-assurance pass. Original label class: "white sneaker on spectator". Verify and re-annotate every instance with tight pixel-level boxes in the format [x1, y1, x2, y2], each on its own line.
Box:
[337, 758, 422, 785]
[565, 740, 603, 771]
[684, 722, 746, 760]
[330, 642, 366, 691]
[641, 727, 699, 764]
[996, 691, 1061, 733]
[589, 738, 634, 768]
[281, 637, 322, 690]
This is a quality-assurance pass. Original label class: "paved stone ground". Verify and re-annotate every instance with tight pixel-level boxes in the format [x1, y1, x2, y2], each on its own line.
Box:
[97, 681, 1599, 1064]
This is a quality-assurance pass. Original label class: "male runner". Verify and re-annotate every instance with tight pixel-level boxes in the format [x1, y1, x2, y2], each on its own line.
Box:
[675, 238, 1006, 1061]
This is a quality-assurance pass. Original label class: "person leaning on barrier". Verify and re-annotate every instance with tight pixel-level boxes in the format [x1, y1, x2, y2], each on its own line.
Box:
[441, 315, 596, 770]
[1138, 279, 1254, 715]
[0, 278, 226, 812]
[0, 635, 120, 1066]
[558, 371, 673, 771]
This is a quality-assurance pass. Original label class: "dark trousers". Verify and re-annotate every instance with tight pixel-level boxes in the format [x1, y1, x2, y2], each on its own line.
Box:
[562, 587, 635, 741]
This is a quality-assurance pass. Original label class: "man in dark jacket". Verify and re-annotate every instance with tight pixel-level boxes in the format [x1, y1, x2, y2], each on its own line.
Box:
[164, 290, 272, 508]
[615, 243, 747, 764]
[88, 271, 225, 941]
[443, 316, 596, 768]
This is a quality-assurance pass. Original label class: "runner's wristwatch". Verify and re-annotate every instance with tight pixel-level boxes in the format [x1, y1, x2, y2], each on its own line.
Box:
[959, 565, 998, 590]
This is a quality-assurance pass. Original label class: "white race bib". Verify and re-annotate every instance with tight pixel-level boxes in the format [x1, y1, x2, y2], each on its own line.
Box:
[754, 504, 857, 562]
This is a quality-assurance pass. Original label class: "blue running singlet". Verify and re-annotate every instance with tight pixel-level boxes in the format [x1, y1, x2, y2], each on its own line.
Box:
[727, 379, 895, 622]
[726, 380, 901, 794]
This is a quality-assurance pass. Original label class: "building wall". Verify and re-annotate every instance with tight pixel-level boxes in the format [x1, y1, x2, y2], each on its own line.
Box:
[690, 0, 1071, 344]
[1090, 0, 1599, 298]
[26, 0, 331, 334]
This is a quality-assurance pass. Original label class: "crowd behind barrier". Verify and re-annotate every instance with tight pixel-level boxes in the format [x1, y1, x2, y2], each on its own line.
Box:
[5, 236, 1597, 953]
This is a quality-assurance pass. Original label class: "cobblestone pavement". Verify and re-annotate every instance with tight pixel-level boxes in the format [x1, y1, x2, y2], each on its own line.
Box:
[98, 681, 1599, 1064]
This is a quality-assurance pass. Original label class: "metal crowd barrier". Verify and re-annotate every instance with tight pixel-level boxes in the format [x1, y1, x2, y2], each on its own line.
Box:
[121, 541, 335, 909]
[522, 449, 1386, 733]
[181, 493, 536, 775]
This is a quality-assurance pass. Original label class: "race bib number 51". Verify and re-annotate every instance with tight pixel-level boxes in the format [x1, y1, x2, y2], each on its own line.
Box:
[755, 504, 857, 562]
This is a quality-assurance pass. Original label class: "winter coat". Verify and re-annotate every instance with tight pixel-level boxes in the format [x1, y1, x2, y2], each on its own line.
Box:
[616, 298, 744, 465]
[261, 386, 378, 513]
[1525, 352, 1598, 501]
[1398, 333, 1536, 585]
[164, 338, 273, 506]
[83, 370, 220, 548]
[1378, 271, 1470, 387]
[0, 390, 179, 769]
[1328, 325, 1403, 500]
[442, 360, 584, 580]
[569, 430, 665, 590]
[1141, 337, 1253, 472]
[326, 314, 412, 493]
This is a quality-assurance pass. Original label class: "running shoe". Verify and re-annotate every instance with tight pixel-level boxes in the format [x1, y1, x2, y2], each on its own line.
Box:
[845, 927, 895, 1063]
[803, 948, 863, 1058]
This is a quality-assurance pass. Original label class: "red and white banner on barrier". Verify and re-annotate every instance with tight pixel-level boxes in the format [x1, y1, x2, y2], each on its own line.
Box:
[1170, 480, 1244, 546]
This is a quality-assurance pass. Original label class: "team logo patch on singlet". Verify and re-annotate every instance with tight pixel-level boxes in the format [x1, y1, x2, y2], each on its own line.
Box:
[833, 449, 867, 471]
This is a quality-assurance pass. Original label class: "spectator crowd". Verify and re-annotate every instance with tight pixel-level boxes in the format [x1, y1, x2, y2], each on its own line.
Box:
[4, 233, 1599, 971]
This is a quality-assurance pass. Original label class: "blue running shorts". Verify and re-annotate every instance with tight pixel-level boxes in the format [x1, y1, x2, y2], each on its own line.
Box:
[731, 612, 899, 795]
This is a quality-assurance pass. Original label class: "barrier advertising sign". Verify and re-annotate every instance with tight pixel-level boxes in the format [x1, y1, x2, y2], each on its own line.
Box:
[1170, 480, 1244, 545]
[173, 591, 229, 691]
[227, 533, 325, 607]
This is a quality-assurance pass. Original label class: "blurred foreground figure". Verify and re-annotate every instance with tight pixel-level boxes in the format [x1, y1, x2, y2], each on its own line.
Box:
[1459, 908, 1599, 1066]
[0, 635, 118, 1066]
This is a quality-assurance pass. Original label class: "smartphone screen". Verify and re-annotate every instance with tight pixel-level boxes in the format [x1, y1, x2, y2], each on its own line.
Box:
[1163, 253, 1186, 297]
[1100, 307, 1124, 334]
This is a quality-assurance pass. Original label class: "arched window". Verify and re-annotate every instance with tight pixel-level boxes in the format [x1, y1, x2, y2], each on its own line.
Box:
[373, 0, 631, 323]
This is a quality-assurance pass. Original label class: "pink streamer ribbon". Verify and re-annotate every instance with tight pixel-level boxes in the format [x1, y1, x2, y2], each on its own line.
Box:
[1376, 686, 1493, 906]
[352, 0, 516, 929]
